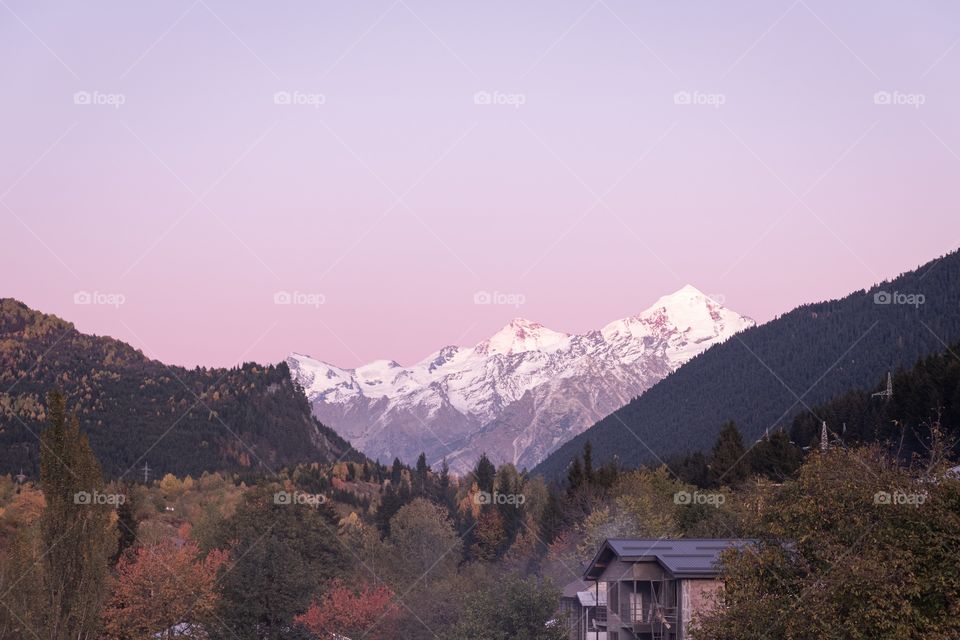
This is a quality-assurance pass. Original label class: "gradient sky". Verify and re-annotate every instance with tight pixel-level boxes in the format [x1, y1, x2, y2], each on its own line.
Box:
[2, 0, 959, 368]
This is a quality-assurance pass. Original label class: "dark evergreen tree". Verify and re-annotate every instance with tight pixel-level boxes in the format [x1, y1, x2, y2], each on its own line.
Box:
[473, 453, 496, 494]
[582, 441, 594, 484]
[390, 458, 404, 485]
[112, 488, 139, 566]
[674, 451, 710, 487]
[709, 421, 749, 487]
[748, 429, 803, 481]
[538, 487, 567, 546]
[566, 457, 584, 494]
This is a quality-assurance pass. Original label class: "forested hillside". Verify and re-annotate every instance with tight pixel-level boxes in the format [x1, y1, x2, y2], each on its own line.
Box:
[0, 299, 359, 477]
[536, 250, 960, 479]
[789, 339, 960, 455]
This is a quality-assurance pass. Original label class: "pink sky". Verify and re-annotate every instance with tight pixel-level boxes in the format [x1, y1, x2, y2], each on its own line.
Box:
[2, 0, 959, 368]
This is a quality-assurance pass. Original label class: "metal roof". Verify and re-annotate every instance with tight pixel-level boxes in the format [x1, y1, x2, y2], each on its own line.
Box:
[584, 538, 753, 580]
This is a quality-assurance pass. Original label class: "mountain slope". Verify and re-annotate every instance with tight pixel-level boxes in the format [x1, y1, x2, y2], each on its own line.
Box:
[535, 250, 960, 480]
[0, 299, 359, 477]
[289, 286, 754, 472]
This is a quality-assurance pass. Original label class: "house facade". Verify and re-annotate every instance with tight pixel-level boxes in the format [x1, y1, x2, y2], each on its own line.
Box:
[559, 579, 607, 640]
[581, 539, 749, 640]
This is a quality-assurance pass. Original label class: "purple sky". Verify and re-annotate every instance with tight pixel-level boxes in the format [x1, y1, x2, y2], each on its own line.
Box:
[2, 0, 959, 368]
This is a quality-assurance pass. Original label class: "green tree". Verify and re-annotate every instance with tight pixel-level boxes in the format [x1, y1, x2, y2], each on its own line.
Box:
[211, 484, 350, 640]
[1, 390, 116, 640]
[443, 575, 567, 640]
[694, 444, 960, 640]
[385, 497, 461, 587]
[747, 428, 802, 481]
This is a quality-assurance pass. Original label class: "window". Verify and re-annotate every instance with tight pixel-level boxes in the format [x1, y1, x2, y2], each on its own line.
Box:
[629, 590, 644, 623]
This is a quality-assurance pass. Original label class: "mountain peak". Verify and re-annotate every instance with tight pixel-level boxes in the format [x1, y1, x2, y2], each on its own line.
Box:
[479, 318, 570, 356]
[659, 284, 710, 303]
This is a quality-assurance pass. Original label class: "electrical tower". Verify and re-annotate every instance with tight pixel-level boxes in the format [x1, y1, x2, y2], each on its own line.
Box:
[872, 372, 893, 400]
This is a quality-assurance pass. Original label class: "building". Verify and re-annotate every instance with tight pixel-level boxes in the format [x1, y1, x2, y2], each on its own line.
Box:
[581, 539, 751, 640]
[559, 579, 607, 640]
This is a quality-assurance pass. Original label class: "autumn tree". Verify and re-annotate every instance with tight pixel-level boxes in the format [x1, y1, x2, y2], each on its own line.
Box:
[471, 508, 507, 561]
[102, 540, 227, 639]
[295, 579, 400, 640]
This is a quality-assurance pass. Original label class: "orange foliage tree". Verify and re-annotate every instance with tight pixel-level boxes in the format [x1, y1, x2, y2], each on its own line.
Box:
[295, 579, 400, 640]
[101, 539, 227, 639]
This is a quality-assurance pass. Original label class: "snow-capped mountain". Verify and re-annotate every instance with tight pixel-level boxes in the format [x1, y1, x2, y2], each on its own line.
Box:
[287, 285, 754, 474]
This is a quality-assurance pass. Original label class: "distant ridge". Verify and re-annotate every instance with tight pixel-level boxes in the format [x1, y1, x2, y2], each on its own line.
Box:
[0, 299, 360, 477]
[534, 249, 960, 480]
[289, 285, 754, 473]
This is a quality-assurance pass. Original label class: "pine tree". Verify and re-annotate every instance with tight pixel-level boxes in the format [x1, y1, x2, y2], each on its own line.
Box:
[582, 441, 594, 484]
[111, 488, 139, 565]
[473, 453, 496, 495]
[566, 457, 584, 493]
[390, 457, 404, 485]
[415, 452, 430, 496]
[709, 420, 749, 487]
